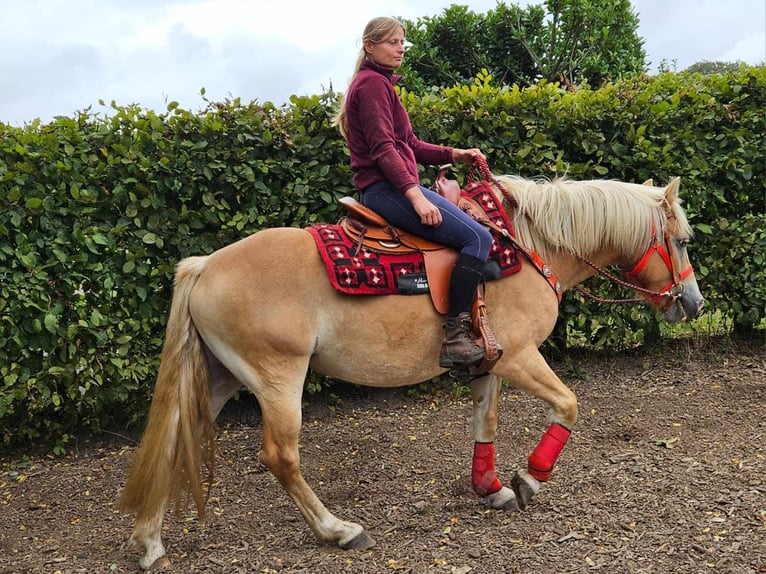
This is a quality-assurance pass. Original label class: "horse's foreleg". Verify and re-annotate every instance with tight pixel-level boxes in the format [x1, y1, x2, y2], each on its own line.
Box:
[470, 373, 521, 511]
[501, 348, 578, 508]
[527, 421, 571, 482]
[258, 389, 375, 550]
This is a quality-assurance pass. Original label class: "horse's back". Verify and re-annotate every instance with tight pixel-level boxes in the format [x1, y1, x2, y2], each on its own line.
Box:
[208, 226, 322, 278]
[206, 226, 325, 290]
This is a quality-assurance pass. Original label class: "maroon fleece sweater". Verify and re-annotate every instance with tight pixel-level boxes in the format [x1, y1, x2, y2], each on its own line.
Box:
[345, 61, 453, 193]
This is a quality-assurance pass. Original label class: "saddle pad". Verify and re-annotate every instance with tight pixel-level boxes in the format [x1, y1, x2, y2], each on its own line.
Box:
[306, 180, 521, 296]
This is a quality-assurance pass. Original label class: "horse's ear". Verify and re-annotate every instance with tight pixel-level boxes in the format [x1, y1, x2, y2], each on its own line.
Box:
[642, 179, 653, 186]
[664, 177, 681, 203]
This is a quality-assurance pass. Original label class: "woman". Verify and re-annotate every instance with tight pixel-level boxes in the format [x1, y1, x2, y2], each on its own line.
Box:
[333, 16, 494, 370]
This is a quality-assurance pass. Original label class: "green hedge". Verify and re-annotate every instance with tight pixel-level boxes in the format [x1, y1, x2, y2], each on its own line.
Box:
[1, 68, 763, 450]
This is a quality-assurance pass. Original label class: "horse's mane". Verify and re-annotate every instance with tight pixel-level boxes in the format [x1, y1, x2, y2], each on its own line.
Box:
[494, 175, 692, 262]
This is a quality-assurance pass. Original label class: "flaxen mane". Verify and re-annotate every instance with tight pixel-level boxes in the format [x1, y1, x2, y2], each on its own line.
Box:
[494, 176, 691, 262]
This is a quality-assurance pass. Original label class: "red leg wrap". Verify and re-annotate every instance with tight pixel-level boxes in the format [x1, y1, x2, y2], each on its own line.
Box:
[472, 442, 503, 496]
[527, 423, 571, 482]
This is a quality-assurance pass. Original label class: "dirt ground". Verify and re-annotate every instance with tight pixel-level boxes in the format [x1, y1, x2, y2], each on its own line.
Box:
[1, 335, 764, 574]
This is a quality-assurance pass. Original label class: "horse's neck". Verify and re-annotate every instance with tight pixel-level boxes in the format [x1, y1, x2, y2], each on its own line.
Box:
[500, 179, 657, 286]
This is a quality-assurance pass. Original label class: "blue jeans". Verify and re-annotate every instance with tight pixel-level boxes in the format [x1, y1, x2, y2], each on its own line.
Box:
[360, 181, 492, 260]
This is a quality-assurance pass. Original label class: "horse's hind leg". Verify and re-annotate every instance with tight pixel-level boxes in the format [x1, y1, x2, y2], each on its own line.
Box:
[256, 378, 375, 550]
[127, 515, 169, 570]
[126, 350, 239, 570]
[469, 373, 523, 511]
[206, 347, 243, 418]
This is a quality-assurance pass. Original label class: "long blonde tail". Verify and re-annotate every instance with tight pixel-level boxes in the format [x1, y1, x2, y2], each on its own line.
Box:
[119, 256, 216, 522]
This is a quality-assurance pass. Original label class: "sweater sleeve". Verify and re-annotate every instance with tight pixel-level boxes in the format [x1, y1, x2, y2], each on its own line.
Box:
[408, 132, 453, 168]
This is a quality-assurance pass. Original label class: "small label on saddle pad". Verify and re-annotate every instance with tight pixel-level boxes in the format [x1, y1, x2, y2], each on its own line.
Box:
[397, 273, 430, 294]
[396, 263, 500, 295]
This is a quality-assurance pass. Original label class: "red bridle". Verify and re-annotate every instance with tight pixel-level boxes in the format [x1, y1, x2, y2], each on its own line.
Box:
[573, 214, 694, 306]
[618, 216, 694, 303]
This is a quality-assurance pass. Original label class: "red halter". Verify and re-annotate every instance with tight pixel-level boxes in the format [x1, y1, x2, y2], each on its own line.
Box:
[619, 217, 694, 303]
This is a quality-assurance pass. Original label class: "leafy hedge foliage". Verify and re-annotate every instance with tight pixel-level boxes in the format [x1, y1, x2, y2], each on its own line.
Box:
[1, 68, 763, 450]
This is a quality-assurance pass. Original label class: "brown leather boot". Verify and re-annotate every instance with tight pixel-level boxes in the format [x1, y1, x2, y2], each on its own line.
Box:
[439, 312, 485, 369]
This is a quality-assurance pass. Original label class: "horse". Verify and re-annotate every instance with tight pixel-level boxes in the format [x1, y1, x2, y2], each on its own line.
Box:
[118, 174, 704, 569]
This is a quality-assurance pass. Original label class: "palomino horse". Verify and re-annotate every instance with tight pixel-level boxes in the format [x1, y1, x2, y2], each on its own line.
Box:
[119, 174, 703, 569]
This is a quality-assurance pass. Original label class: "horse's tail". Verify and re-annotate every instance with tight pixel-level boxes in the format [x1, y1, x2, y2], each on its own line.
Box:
[119, 255, 215, 522]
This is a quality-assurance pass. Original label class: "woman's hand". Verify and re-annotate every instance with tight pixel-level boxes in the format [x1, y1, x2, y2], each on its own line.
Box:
[452, 148, 485, 165]
[405, 186, 442, 226]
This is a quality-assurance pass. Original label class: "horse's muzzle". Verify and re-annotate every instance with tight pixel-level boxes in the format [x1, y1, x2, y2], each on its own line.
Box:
[663, 289, 704, 323]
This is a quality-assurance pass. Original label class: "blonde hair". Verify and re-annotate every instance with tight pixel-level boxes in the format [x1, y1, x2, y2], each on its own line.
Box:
[332, 16, 406, 139]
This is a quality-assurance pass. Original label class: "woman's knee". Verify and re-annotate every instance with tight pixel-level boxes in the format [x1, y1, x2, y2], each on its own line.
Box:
[457, 217, 492, 259]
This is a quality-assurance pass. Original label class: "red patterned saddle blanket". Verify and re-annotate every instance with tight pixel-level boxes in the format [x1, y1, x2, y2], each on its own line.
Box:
[306, 181, 522, 300]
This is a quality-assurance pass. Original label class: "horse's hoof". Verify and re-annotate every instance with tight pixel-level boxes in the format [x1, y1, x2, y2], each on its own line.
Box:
[145, 556, 172, 571]
[511, 470, 540, 510]
[341, 530, 376, 551]
[482, 486, 519, 512]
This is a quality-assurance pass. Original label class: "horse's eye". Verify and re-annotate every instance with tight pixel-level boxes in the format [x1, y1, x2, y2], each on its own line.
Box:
[678, 238, 691, 247]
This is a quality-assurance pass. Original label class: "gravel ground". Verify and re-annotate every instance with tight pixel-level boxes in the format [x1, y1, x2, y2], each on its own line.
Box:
[1, 335, 764, 573]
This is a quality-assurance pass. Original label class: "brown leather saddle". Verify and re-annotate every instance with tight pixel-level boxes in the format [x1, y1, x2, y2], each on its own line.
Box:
[338, 168, 506, 368]
[339, 194, 505, 311]
[340, 196, 457, 313]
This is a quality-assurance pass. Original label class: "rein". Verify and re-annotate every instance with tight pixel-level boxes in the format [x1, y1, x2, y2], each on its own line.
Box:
[470, 157, 518, 209]
[573, 255, 679, 305]
[469, 158, 692, 307]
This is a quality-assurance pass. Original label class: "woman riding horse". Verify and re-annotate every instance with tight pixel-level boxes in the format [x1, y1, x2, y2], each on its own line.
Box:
[333, 16, 495, 369]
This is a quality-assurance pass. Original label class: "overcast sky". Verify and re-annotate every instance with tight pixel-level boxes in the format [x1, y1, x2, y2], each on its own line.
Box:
[2, 0, 764, 126]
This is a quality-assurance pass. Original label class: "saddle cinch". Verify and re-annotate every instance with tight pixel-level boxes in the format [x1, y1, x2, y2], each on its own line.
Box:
[338, 168, 505, 368]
